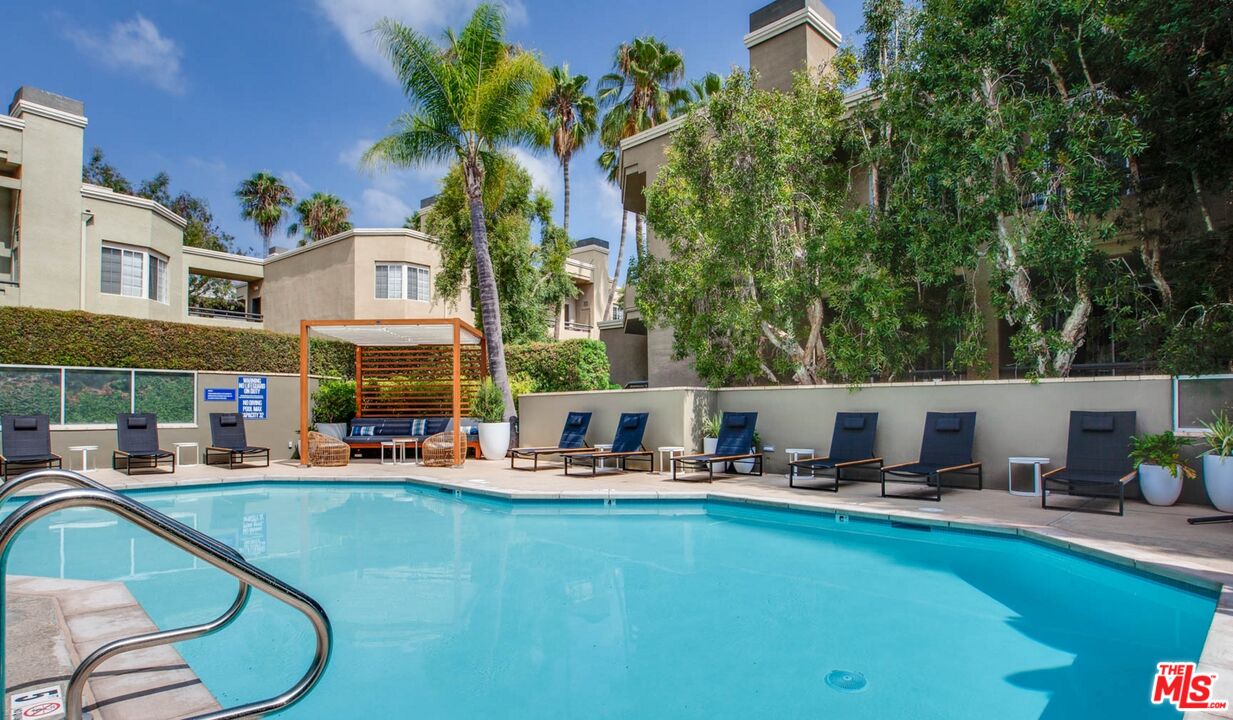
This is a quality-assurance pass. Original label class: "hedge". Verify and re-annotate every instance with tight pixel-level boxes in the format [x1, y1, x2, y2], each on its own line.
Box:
[507, 339, 610, 392]
[0, 307, 354, 377]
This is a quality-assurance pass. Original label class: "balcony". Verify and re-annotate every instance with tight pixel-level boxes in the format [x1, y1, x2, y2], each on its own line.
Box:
[188, 306, 263, 323]
[562, 321, 592, 333]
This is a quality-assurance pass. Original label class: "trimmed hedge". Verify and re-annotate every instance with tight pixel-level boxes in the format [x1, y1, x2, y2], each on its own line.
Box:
[0, 307, 354, 377]
[507, 339, 610, 392]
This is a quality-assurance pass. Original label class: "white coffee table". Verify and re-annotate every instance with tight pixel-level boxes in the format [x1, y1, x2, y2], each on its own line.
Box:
[68, 445, 99, 472]
[595, 443, 614, 470]
[380, 440, 398, 465]
[1008, 456, 1050, 497]
[655, 446, 685, 475]
[174, 442, 200, 467]
[392, 437, 419, 465]
[785, 447, 815, 478]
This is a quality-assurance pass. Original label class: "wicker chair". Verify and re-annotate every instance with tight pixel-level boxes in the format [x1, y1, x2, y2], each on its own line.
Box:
[307, 431, 350, 467]
[422, 431, 464, 467]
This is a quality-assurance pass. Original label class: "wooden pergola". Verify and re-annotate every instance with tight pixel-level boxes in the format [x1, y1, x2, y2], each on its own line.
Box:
[299, 318, 487, 466]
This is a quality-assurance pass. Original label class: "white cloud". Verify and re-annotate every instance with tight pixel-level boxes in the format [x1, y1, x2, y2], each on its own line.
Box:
[361, 188, 414, 226]
[509, 148, 559, 197]
[282, 170, 311, 195]
[338, 138, 375, 168]
[65, 14, 185, 94]
[315, 0, 526, 79]
[594, 177, 625, 231]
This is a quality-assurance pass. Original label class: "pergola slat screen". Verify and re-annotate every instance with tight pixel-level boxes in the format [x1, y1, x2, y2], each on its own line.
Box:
[357, 345, 484, 417]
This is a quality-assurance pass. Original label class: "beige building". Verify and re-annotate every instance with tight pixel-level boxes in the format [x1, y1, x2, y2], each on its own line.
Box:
[0, 86, 614, 341]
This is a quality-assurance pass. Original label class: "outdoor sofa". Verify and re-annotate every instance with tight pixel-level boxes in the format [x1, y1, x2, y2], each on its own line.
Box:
[1, 414, 62, 481]
[563, 412, 653, 476]
[788, 412, 883, 491]
[510, 412, 593, 470]
[113, 413, 175, 475]
[880, 412, 982, 501]
[344, 416, 481, 459]
[671, 411, 763, 482]
[205, 413, 270, 469]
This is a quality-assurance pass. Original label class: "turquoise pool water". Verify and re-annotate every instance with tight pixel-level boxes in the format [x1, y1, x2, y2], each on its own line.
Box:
[4, 482, 1216, 718]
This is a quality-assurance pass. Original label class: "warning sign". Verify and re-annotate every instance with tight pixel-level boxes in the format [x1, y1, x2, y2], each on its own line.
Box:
[8, 686, 64, 720]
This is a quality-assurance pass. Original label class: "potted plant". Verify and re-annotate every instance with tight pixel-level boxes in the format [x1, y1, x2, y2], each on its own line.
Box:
[1200, 411, 1233, 511]
[311, 379, 355, 440]
[472, 378, 509, 460]
[702, 413, 723, 471]
[734, 430, 762, 474]
[1130, 431, 1195, 506]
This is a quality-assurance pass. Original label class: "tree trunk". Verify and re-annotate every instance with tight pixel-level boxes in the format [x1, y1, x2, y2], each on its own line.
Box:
[603, 209, 629, 320]
[464, 161, 516, 420]
[1052, 289, 1092, 376]
[635, 214, 645, 259]
[562, 158, 571, 238]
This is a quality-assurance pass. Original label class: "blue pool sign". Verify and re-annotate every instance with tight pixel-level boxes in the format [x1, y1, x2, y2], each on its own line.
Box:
[237, 376, 268, 419]
[204, 387, 237, 402]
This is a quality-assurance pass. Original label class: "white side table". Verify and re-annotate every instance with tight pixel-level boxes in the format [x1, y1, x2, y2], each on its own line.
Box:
[1008, 456, 1050, 497]
[380, 440, 398, 465]
[785, 447, 815, 479]
[174, 442, 200, 467]
[595, 443, 614, 470]
[655, 446, 685, 475]
[393, 437, 419, 465]
[68, 445, 99, 472]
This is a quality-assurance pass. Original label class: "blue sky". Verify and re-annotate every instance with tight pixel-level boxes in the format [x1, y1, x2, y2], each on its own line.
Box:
[3, 0, 865, 270]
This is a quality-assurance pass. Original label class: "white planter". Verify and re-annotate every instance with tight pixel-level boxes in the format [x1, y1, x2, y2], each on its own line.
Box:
[704, 437, 720, 472]
[478, 422, 511, 461]
[1139, 463, 1183, 506]
[734, 448, 757, 474]
[315, 422, 347, 440]
[1204, 455, 1233, 512]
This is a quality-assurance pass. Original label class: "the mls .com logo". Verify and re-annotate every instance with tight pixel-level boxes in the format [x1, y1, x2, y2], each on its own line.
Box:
[1152, 662, 1228, 711]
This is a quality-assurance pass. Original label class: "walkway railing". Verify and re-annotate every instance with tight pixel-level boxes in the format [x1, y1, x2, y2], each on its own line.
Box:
[188, 306, 263, 323]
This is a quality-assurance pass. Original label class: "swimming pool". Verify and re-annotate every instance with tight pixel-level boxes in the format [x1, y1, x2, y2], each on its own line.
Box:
[4, 481, 1215, 718]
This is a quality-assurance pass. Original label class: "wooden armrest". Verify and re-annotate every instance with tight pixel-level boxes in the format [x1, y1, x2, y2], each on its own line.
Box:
[114, 450, 131, 457]
[880, 461, 917, 471]
[835, 457, 883, 468]
[1118, 471, 1137, 484]
[937, 462, 981, 473]
[673, 453, 709, 462]
[1041, 466, 1066, 479]
[706, 452, 762, 462]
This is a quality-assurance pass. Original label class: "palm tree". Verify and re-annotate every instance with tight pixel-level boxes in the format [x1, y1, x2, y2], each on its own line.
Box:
[680, 72, 723, 111]
[597, 37, 688, 261]
[235, 172, 295, 257]
[287, 192, 352, 245]
[542, 65, 596, 237]
[597, 142, 628, 321]
[363, 4, 549, 418]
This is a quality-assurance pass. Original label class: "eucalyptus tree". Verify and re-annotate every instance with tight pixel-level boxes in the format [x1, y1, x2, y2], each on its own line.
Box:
[363, 4, 549, 417]
[235, 172, 295, 257]
[542, 65, 597, 236]
[287, 192, 352, 245]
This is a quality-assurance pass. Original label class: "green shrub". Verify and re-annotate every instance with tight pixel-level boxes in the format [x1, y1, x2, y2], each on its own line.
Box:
[1129, 431, 1196, 479]
[509, 373, 537, 403]
[506, 339, 610, 393]
[470, 377, 506, 423]
[312, 379, 356, 423]
[0, 307, 354, 377]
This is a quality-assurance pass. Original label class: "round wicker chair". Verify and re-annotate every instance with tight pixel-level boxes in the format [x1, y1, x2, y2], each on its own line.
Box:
[422, 431, 464, 467]
[307, 431, 350, 467]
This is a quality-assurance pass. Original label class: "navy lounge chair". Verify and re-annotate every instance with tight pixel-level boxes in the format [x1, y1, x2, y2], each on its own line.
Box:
[563, 413, 653, 476]
[205, 413, 270, 469]
[1041, 411, 1137, 516]
[672, 411, 763, 482]
[1, 414, 62, 481]
[510, 412, 593, 471]
[880, 412, 982, 501]
[789, 412, 883, 491]
[113, 413, 175, 475]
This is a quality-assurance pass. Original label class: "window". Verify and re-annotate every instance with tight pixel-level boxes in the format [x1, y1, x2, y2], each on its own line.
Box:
[102, 245, 169, 303]
[0, 365, 196, 427]
[376, 263, 430, 302]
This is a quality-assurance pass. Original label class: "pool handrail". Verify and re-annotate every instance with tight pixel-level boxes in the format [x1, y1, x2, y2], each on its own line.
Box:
[0, 469, 333, 720]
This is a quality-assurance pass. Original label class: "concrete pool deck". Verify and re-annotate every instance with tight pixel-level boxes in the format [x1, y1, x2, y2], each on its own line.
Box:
[8, 456, 1233, 718]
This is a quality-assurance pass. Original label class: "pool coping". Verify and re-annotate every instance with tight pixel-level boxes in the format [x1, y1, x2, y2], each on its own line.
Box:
[12, 473, 1233, 718]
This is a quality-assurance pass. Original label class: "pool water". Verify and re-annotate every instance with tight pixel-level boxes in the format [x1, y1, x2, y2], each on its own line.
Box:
[4, 482, 1215, 718]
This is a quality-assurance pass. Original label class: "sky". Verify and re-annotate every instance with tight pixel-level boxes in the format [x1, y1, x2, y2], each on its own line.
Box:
[3, 0, 866, 274]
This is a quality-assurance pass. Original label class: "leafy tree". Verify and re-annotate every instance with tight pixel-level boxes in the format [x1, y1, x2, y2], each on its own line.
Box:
[363, 4, 551, 418]
[236, 172, 295, 257]
[423, 156, 576, 345]
[82, 148, 132, 194]
[542, 64, 597, 236]
[287, 192, 352, 245]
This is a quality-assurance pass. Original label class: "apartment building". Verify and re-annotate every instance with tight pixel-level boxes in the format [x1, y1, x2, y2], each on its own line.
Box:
[0, 86, 613, 340]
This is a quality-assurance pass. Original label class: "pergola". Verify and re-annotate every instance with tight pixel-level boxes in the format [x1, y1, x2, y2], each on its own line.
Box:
[299, 318, 488, 466]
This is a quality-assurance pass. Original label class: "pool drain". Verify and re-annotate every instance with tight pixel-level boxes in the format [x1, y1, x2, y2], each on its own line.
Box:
[825, 670, 868, 693]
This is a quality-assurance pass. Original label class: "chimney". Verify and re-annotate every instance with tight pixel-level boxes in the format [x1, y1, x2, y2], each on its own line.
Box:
[745, 0, 842, 91]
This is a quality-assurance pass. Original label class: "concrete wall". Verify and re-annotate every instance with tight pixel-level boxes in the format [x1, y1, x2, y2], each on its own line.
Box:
[600, 323, 648, 387]
[47, 372, 320, 466]
[517, 376, 1222, 503]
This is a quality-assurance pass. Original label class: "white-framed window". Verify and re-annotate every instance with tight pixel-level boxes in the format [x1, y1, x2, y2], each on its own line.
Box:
[376, 263, 430, 302]
[101, 244, 168, 303]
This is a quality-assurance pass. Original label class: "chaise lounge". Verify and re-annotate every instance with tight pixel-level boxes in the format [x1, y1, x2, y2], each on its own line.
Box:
[1, 414, 62, 481]
[563, 412, 653, 476]
[205, 413, 270, 469]
[789, 412, 883, 491]
[880, 412, 981, 501]
[113, 413, 175, 475]
[509, 412, 593, 471]
[672, 411, 763, 482]
[1041, 411, 1137, 516]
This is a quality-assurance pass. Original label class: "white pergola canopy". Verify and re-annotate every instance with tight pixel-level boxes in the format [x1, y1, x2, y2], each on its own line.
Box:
[308, 322, 483, 346]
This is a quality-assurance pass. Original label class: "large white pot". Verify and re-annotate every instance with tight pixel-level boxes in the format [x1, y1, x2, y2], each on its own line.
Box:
[1139, 463, 1183, 506]
[478, 422, 511, 461]
[733, 447, 757, 474]
[1204, 455, 1233, 512]
[704, 437, 720, 472]
[315, 422, 347, 440]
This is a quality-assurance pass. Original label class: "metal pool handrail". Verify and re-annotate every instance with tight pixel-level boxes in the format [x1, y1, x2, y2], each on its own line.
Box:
[0, 470, 333, 720]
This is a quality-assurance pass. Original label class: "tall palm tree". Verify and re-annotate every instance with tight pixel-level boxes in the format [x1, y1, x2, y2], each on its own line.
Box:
[235, 172, 295, 257]
[680, 72, 723, 111]
[287, 192, 352, 245]
[597, 36, 687, 270]
[542, 65, 596, 237]
[363, 4, 549, 418]
[597, 142, 628, 321]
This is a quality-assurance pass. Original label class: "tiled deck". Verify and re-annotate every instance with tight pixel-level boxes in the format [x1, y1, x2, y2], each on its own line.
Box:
[9, 456, 1233, 718]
